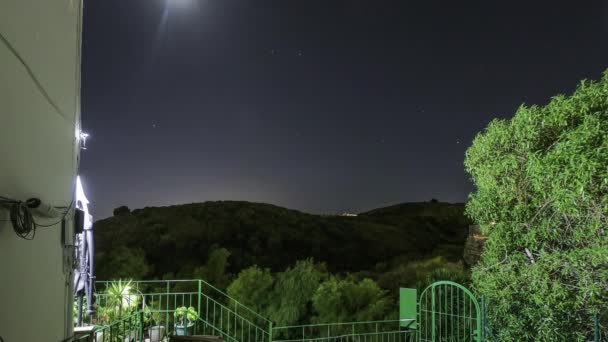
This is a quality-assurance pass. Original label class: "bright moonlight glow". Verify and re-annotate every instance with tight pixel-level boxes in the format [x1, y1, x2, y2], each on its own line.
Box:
[168, 0, 194, 9]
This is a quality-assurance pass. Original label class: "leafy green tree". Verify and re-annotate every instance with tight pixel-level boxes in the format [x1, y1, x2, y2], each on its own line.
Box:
[95, 246, 151, 280]
[227, 265, 275, 314]
[312, 276, 392, 324]
[465, 72, 608, 340]
[266, 259, 326, 326]
[415, 267, 470, 293]
[377, 256, 466, 291]
[227, 259, 326, 337]
[193, 247, 232, 289]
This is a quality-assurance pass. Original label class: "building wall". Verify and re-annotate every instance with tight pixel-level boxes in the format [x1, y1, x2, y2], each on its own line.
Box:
[0, 1, 83, 341]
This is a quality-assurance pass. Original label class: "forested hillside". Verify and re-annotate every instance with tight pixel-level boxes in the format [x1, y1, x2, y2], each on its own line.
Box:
[94, 200, 471, 293]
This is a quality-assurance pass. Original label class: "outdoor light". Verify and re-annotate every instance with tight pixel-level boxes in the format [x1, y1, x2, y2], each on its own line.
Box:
[78, 131, 89, 150]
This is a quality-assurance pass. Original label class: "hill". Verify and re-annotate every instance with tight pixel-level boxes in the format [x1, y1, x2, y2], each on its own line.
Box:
[93, 200, 471, 287]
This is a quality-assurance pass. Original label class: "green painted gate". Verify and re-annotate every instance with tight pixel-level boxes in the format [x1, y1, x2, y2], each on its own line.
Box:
[418, 281, 481, 342]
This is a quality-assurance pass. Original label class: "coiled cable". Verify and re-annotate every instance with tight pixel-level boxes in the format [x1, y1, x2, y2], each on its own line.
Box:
[0, 196, 72, 240]
[1, 196, 36, 240]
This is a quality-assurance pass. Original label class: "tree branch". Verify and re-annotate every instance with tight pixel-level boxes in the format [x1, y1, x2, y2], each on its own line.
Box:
[526, 198, 554, 228]
[524, 248, 536, 264]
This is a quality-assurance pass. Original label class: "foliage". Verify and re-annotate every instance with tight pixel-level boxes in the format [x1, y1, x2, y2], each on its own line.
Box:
[312, 276, 393, 323]
[227, 265, 275, 314]
[174, 306, 198, 325]
[377, 256, 467, 291]
[94, 201, 469, 285]
[415, 267, 470, 294]
[94, 201, 474, 328]
[193, 247, 232, 290]
[266, 259, 326, 326]
[92, 280, 142, 342]
[96, 246, 151, 280]
[99, 279, 139, 324]
[113, 205, 131, 216]
[143, 305, 166, 326]
[227, 259, 396, 332]
[465, 71, 608, 340]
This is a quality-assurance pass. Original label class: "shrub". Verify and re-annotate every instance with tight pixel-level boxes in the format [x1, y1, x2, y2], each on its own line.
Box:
[465, 71, 608, 340]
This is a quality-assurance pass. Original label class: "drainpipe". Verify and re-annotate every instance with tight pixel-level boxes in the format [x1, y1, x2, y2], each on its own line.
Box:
[85, 225, 95, 318]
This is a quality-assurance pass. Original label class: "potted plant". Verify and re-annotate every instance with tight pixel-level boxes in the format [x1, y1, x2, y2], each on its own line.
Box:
[144, 308, 166, 342]
[98, 280, 140, 342]
[173, 306, 198, 336]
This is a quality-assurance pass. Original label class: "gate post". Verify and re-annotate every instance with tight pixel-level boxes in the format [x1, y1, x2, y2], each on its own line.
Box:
[269, 320, 273, 342]
[197, 279, 202, 335]
[481, 296, 486, 342]
[431, 284, 436, 342]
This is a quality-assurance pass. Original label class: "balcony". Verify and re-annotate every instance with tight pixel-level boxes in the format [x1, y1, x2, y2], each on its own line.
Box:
[73, 279, 415, 342]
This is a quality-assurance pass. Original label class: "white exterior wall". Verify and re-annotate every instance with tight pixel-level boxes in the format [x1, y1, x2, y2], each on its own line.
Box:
[0, 1, 83, 341]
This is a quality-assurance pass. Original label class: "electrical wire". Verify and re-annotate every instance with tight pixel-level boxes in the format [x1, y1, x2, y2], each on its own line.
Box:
[0, 196, 74, 240]
[1, 196, 37, 240]
[36, 199, 74, 227]
[0, 26, 82, 233]
[0, 30, 69, 121]
[0, 29, 80, 236]
[10, 201, 36, 240]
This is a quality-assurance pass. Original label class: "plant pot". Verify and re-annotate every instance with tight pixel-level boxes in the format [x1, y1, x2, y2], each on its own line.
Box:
[148, 325, 166, 342]
[123, 329, 140, 342]
[174, 322, 195, 336]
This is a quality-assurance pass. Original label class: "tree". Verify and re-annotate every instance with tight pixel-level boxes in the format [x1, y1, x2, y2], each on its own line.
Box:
[95, 246, 151, 280]
[227, 265, 275, 314]
[113, 205, 131, 216]
[227, 260, 326, 329]
[193, 247, 232, 289]
[266, 259, 326, 326]
[377, 256, 468, 291]
[465, 71, 608, 340]
[312, 276, 392, 324]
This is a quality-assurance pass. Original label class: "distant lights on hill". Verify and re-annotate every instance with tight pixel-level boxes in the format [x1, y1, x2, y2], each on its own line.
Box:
[339, 213, 358, 217]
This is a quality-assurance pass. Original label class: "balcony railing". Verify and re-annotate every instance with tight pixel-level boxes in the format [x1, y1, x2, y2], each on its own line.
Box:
[272, 320, 417, 342]
[76, 279, 605, 342]
[79, 279, 271, 341]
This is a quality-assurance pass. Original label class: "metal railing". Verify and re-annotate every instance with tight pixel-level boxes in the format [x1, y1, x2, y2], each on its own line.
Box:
[93, 311, 143, 342]
[78, 281, 412, 342]
[77, 279, 606, 342]
[272, 320, 416, 342]
[79, 279, 271, 341]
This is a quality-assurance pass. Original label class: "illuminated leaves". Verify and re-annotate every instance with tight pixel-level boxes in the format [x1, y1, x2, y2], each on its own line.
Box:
[465, 71, 608, 340]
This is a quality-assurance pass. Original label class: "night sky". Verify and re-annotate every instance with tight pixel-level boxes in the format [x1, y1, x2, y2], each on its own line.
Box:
[81, 0, 608, 219]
